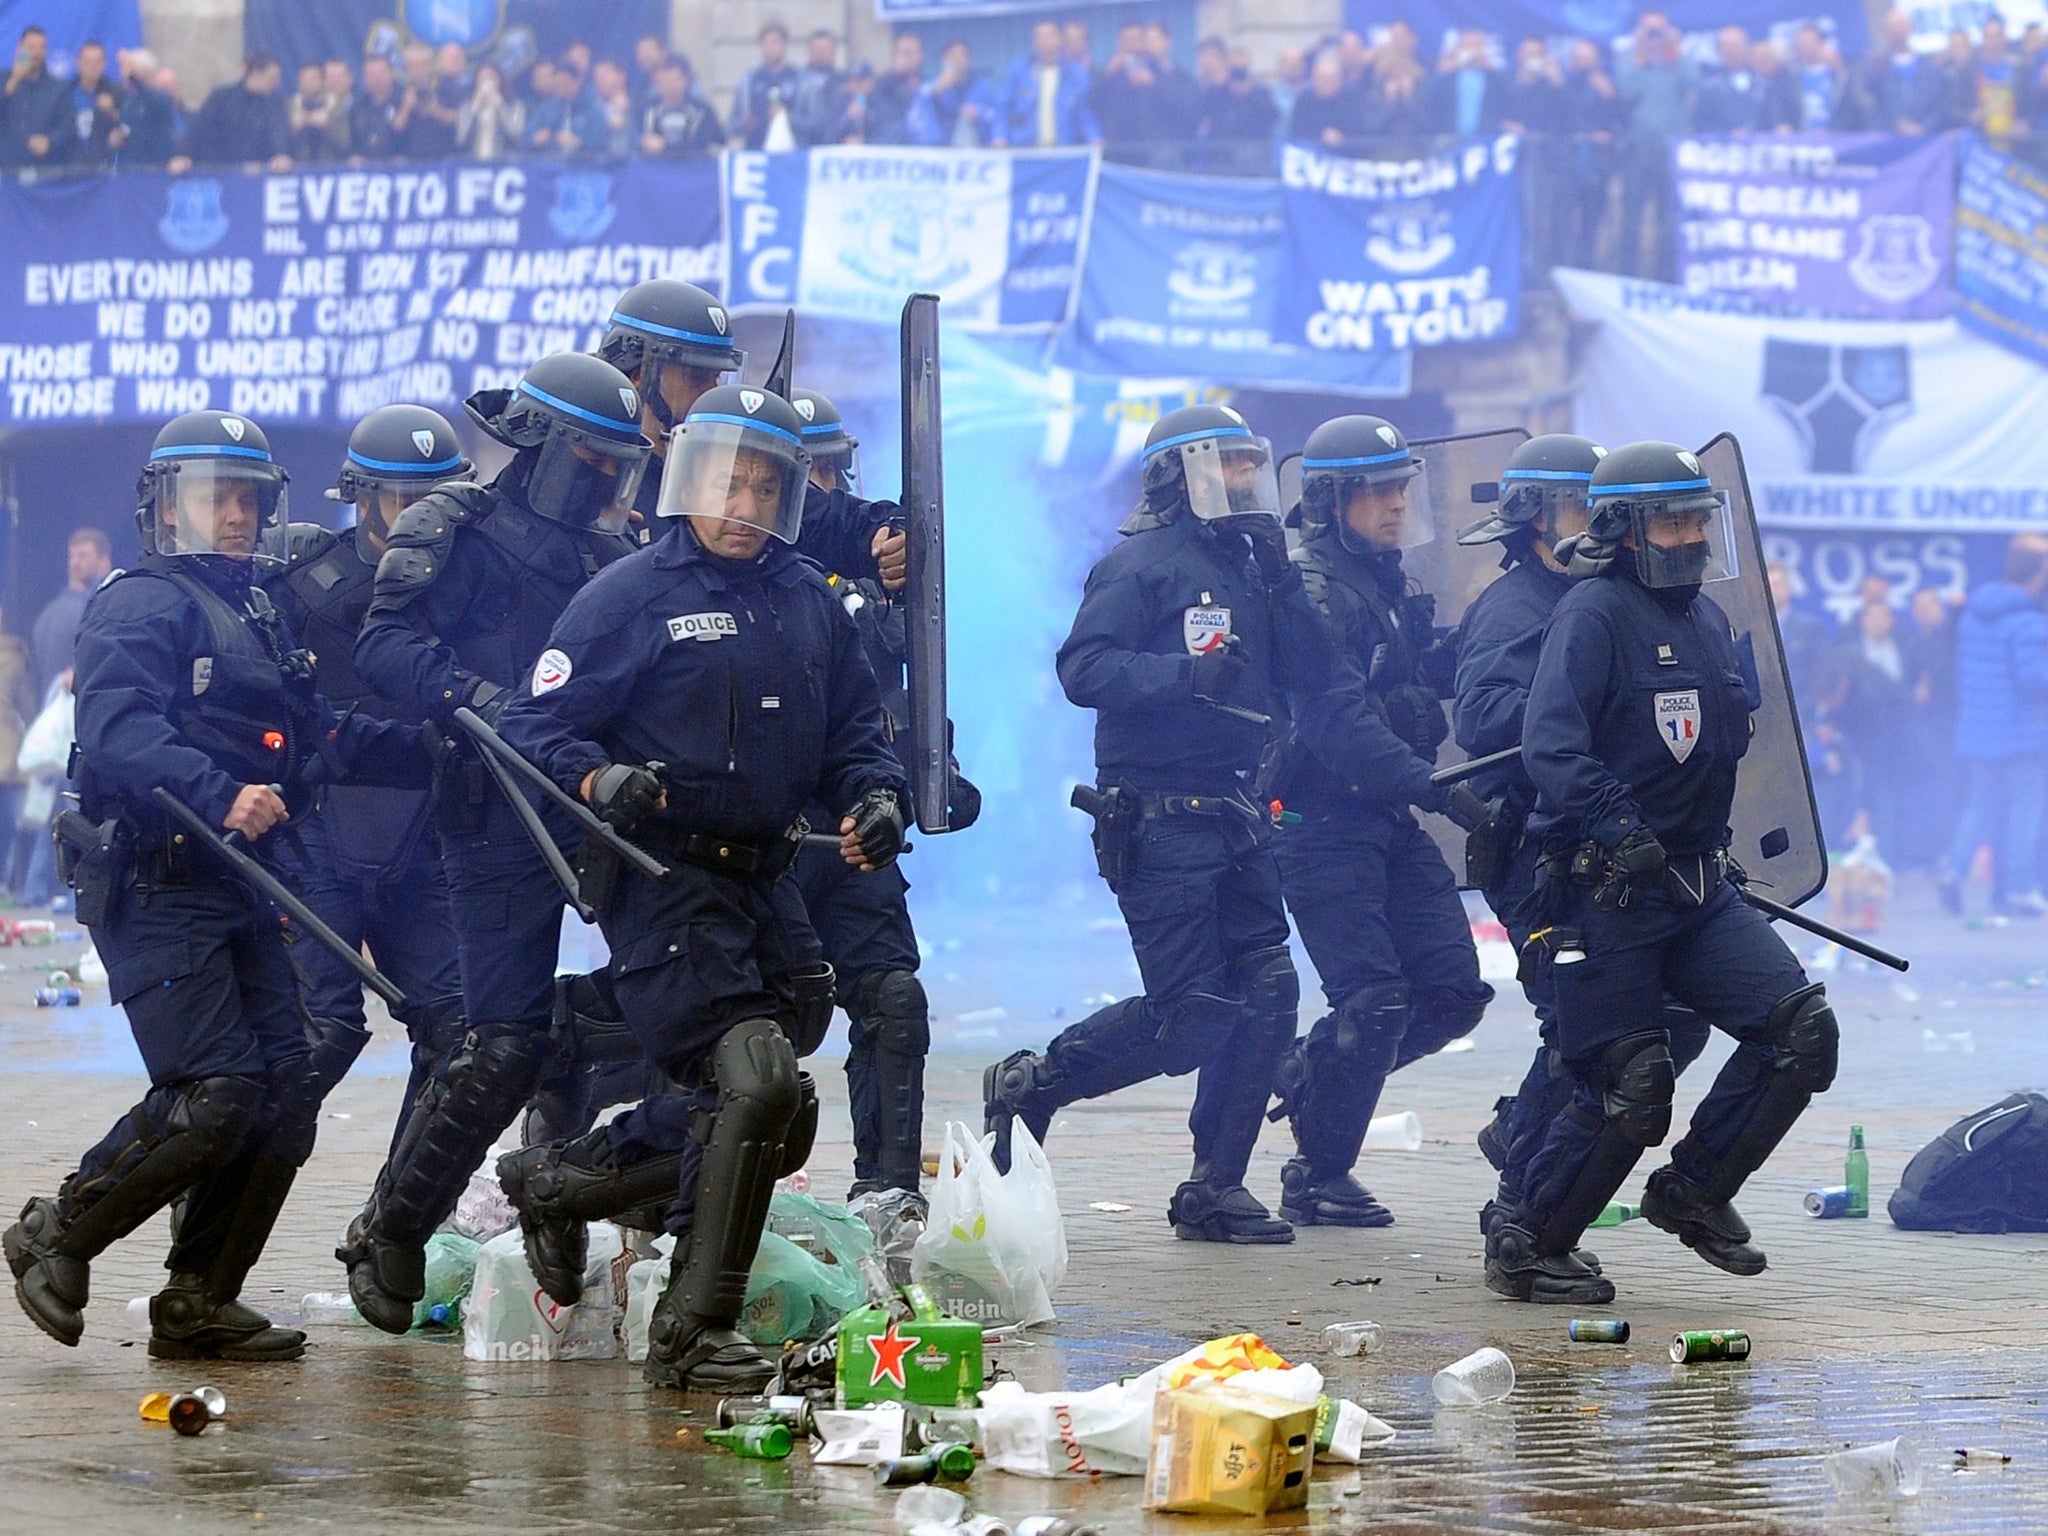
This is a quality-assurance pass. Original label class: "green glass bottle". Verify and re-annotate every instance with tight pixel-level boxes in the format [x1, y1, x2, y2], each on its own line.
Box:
[705, 1422, 794, 1459]
[1844, 1124, 1869, 1219]
[1588, 1201, 1641, 1228]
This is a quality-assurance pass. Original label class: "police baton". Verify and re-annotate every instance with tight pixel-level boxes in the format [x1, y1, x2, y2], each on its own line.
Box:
[1738, 885, 1910, 973]
[1429, 745, 1522, 787]
[467, 737, 596, 923]
[151, 785, 408, 1009]
[800, 832, 915, 854]
[453, 707, 671, 882]
[1198, 698, 1272, 728]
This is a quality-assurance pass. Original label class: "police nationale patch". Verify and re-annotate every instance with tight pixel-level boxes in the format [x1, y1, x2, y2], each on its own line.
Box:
[532, 647, 573, 693]
[411, 428, 437, 457]
[668, 611, 739, 643]
[1183, 605, 1232, 655]
[1655, 689, 1701, 764]
[192, 657, 214, 695]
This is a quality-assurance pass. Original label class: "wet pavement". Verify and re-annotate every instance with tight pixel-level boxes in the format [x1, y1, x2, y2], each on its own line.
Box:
[4, 875, 2047, 1533]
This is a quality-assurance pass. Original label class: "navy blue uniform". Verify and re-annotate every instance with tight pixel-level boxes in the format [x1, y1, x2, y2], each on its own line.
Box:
[1455, 553, 1709, 1210]
[1518, 568, 1831, 1241]
[498, 523, 904, 1227]
[987, 508, 1332, 1235]
[262, 528, 463, 1109]
[1262, 535, 1492, 1221]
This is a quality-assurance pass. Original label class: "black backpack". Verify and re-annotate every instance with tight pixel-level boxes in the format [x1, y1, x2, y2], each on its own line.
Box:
[1889, 1093, 2048, 1232]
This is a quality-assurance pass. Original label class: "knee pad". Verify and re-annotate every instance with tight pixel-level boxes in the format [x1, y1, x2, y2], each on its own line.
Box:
[1596, 1031, 1675, 1147]
[304, 1015, 373, 1099]
[788, 962, 836, 1057]
[1230, 944, 1299, 1016]
[446, 1026, 551, 1119]
[1767, 982, 1838, 1092]
[711, 1017, 803, 1130]
[1328, 982, 1409, 1076]
[263, 1054, 327, 1167]
[852, 969, 930, 1055]
[777, 1074, 819, 1176]
[1156, 991, 1240, 1076]
[166, 1074, 269, 1148]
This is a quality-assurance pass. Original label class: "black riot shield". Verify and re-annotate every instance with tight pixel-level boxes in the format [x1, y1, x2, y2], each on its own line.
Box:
[1694, 432, 1828, 908]
[900, 292, 953, 834]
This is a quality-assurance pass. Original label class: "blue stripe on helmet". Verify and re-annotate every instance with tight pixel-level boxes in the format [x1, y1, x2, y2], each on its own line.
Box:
[610, 312, 741, 353]
[149, 442, 273, 462]
[516, 380, 644, 443]
[1503, 467, 1594, 483]
[1589, 477, 1713, 497]
[1302, 448, 1412, 469]
[690, 411, 802, 446]
[799, 422, 843, 437]
[348, 448, 467, 475]
[1143, 424, 1255, 459]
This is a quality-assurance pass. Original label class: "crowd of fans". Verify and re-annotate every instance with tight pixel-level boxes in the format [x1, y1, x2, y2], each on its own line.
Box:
[3, 9, 2046, 276]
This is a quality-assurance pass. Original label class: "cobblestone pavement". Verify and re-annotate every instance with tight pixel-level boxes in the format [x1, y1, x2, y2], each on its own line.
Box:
[2, 876, 2046, 1533]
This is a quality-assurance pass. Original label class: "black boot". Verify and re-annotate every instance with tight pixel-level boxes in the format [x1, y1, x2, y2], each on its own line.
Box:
[148, 1275, 305, 1361]
[982, 1051, 1053, 1175]
[497, 1135, 688, 1307]
[1641, 1166, 1767, 1276]
[1168, 1181, 1293, 1244]
[4, 1197, 89, 1346]
[1481, 1195, 1600, 1273]
[1483, 1221, 1615, 1305]
[1279, 1159, 1393, 1228]
[336, 1205, 424, 1334]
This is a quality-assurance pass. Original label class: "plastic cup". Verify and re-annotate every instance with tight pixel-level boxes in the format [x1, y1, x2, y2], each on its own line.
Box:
[1362, 1112, 1422, 1152]
[1321, 1320, 1384, 1357]
[1823, 1437, 1923, 1498]
[1432, 1346, 1515, 1406]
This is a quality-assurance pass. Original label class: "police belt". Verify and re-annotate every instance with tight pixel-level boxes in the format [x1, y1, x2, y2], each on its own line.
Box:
[1550, 839, 1729, 909]
[1132, 788, 1264, 825]
[632, 820, 804, 881]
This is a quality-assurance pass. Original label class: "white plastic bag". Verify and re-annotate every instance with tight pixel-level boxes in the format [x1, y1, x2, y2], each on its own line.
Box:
[622, 1235, 674, 1363]
[911, 1121, 1062, 1328]
[463, 1221, 626, 1361]
[977, 1379, 1155, 1478]
[449, 1152, 521, 1242]
[811, 1403, 908, 1466]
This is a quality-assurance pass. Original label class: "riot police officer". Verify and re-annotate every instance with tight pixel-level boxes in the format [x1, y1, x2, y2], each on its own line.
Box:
[5, 410, 421, 1360]
[983, 404, 1331, 1244]
[340, 353, 650, 1332]
[1497, 441, 1840, 1302]
[261, 405, 471, 1118]
[1454, 435, 1712, 1288]
[597, 278, 743, 520]
[492, 384, 906, 1390]
[1262, 415, 1495, 1228]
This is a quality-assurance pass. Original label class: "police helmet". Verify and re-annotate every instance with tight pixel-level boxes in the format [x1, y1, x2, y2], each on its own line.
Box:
[1456, 434, 1605, 547]
[655, 383, 812, 548]
[467, 352, 652, 533]
[1139, 404, 1278, 522]
[1298, 415, 1428, 549]
[135, 409, 289, 561]
[331, 404, 474, 558]
[790, 388, 859, 489]
[598, 280, 743, 432]
[1586, 440, 1735, 590]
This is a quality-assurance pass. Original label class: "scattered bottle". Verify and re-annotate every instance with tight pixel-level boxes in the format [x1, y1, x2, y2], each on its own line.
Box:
[892, 1485, 969, 1533]
[1804, 1185, 1852, 1219]
[1954, 1447, 2012, 1469]
[704, 1422, 794, 1459]
[1844, 1125, 1869, 1219]
[300, 1292, 365, 1325]
[1015, 1521, 1103, 1536]
[1568, 1319, 1629, 1343]
[717, 1394, 814, 1434]
[1320, 1320, 1382, 1357]
[1670, 1329, 1750, 1363]
[1588, 1202, 1641, 1228]
[35, 987, 81, 1007]
[167, 1392, 214, 1436]
[873, 1442, 976, 1485]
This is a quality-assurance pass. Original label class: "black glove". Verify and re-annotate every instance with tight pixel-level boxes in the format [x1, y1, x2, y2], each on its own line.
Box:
[468, 679, 508, 724]
[1192, 639, 1249, 705]
[586, 761, 666, 832]
[847, 787, 906, 869]
[1441, 783, 1495, 833]
[1608, 824, 1668, 877]
[1242, 518, 1293, 583]
[948, 765, 982, 831]
[1384, 683, 1449, 754]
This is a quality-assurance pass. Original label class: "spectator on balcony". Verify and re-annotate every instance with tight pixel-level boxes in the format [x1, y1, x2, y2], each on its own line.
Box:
[1560, 38, 1623, 268]
[435, 42, 472, 104]
[1430, 29, 1506, 137]
[1092, 22, 1157, 143]
[908, 39, 1000, 147]
[397, 40, 457, 157]
[526, 58, 602, 158]
[1614, 11, 1693, 277]
[348, 52, 402, 161]
[733, 20, 800, 149]
[1499, 37, 1567, 132]
[1747, 40, 1801, 131]
[1064, 21, 1094, 86]
[1861, 9, 1941, 133]
[1, 24, 74, 167]
[287, 60, 340, 163]
[791, 28, 849, 145]
[179, 49, 292, 171]
[111, 48, 177, 166]
[1290, 50, 1365, 148]
[1791, 25, 1862, 130]
[641, 56, 720, 157]
[865, 32, 925, 145]
[1195, 39, 1278, 145]
[1972, 18, 2026, 141]
[998, 21, 1098, 147]
[1693, 26, 1766, 133]
[1271, 47, 1306, 119]
[320, 59, 353, 152]
[69, 41, 123, 165]
[631, 33, 669, 114]
[585, 58, 635, 157]
[1338, 30, 1373, 86]
[1142, 22, 1198, 126]
[457, 62, 525, 160]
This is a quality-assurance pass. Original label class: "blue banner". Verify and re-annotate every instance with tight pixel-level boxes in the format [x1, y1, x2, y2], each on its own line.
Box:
[1051, 163, 1409, 396]
[723, 146, 1094, 332]
[1347, 1, 1867, 56]
[1955, 135, 2048, 369]
[245, 0, 668, 71]
[1274, 137, 1520, 356]
[0, 0, 141, 74]
[0, 158, 721, 428]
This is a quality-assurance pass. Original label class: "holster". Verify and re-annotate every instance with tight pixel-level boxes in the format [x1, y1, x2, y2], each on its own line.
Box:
[54, 809, 128, 928]
[429, 731, 488, 835]
[1071, 783, 1136, 893]
[574, 832, 622, 913]
[1464, 800, 1526, 893]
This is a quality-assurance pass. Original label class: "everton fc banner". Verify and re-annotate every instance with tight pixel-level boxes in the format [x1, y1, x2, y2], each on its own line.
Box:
[1273, 136, 1521, 355]
[1052, 162, 1410, 396]
[0, 158, 722, 428]
[1670, 133, 1954, 318]
[723, 146, 1095, 332]
[1955, 135, 2048, 370]
[1556, 267, 2048, 532]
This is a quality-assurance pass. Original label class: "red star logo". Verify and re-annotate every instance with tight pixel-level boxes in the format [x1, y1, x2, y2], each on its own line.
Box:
[866, 1319, 919, 1389]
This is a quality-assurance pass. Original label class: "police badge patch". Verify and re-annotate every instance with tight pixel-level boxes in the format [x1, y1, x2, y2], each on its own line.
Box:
[1183, 605, 1232, 655]
[532, 647, 573, 693]
[1655, 689, 1701, 764]
[668, 612, 738, 642]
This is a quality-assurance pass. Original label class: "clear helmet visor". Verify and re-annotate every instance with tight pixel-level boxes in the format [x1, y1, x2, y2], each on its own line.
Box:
[153, 458, 288, 559]
[1631, 492, 1737, 589]
[644, 356, 739, 437]
[352, 479, 455, 559]
[1178, 434, 1280, 522]
[527, 431, 649, 535]
[1326, 463, 1431, 550]
[808, 442, 860, 493]
[656, 419, 809, 545]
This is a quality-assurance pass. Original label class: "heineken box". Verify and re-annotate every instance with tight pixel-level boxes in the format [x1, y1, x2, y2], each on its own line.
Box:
[834, 1288, 981, 1408]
